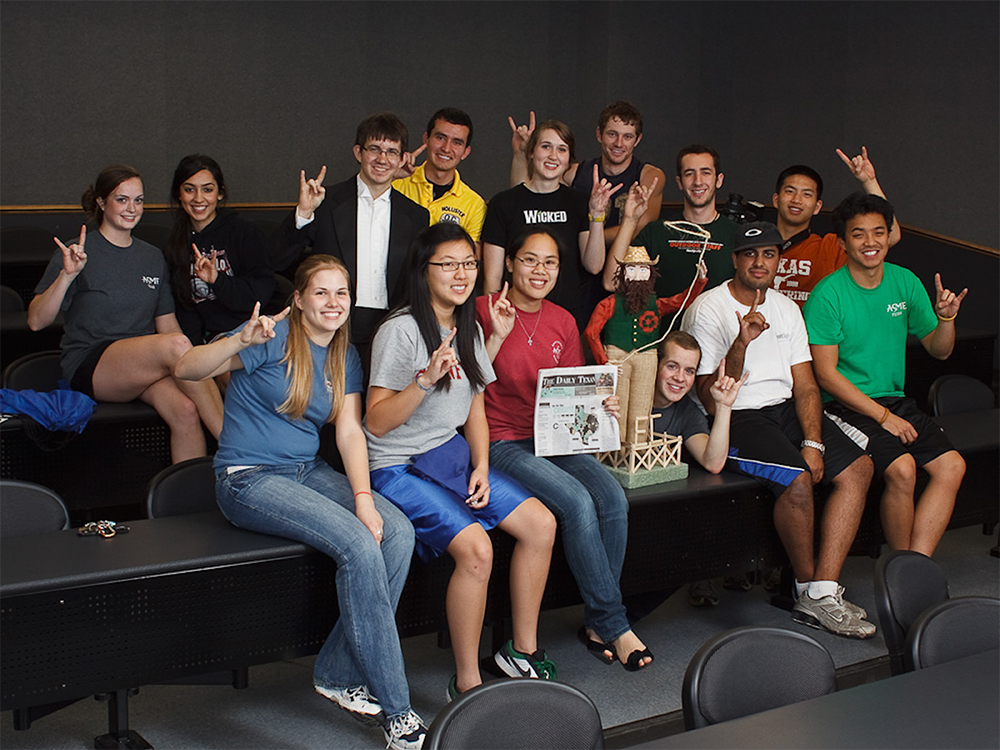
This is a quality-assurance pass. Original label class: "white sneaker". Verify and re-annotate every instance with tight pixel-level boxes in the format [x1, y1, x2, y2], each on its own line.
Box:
[792, 590, 876, 639]
[837, 585, 868, 619]
[383, 710, 426, 750]
[315, 684, 385, 725]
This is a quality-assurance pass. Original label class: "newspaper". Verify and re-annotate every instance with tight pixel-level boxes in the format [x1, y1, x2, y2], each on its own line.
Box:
[534, 365, 621, 457]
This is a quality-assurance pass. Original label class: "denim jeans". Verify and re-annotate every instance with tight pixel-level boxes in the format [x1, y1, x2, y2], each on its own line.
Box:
[216, 458, 416, 719]
[489, 440, 630, 642]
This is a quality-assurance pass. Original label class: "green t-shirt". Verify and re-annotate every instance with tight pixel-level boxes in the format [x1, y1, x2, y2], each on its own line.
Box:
[803, 263, 938, 401]
[633, 213, 738, 299]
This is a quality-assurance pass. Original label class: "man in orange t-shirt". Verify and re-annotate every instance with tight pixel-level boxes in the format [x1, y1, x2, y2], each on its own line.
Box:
[772, 147, 901, 307]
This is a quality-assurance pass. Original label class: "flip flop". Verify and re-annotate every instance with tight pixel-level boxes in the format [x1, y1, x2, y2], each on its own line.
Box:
[621, 647, 655, 672]
[577, 626, 614, 665]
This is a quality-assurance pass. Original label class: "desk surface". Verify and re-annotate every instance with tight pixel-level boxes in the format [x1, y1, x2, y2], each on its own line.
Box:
[644, 650, 1000, 749]
[0, 511, 308, 597]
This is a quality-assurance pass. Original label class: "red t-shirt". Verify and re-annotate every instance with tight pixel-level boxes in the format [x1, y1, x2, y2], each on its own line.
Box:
[475, 296, 583, 442]
[773, 232, 846, 307]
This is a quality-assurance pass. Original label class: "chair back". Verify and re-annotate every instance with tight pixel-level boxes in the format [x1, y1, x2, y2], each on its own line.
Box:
[906, 596, 1000, 671]
[2, 350, 63, 391]
[927, 374, 996, 416]
[682, 625, 836, 730]
[1, 284, 25, 312]
[0, 480, 70, 536]
[874, 549, 950, 674]
[146, 456, 219, 518]
[425, 679, 604, 749]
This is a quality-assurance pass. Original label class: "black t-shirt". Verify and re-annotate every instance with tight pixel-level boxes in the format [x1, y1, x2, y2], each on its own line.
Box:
[482, 183, 591, 326]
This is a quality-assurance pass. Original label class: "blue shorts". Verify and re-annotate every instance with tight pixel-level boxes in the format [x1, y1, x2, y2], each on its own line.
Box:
[371, 463, 530, 562]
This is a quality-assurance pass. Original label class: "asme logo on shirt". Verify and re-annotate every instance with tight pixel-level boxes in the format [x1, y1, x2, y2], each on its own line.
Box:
[142, 276, 160, 290]
[886, 301, 907, 317]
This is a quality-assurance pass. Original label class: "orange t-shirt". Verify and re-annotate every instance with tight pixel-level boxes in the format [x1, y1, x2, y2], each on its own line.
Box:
[773, 233, 846, 307]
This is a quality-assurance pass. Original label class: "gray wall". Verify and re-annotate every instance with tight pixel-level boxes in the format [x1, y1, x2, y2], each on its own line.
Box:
[1, 0, 997, 251]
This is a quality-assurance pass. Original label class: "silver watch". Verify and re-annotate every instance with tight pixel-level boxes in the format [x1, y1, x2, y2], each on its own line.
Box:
[801, 440, 826, 455]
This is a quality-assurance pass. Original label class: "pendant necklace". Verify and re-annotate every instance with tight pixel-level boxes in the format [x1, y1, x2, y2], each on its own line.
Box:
[515, 307, 542, 346]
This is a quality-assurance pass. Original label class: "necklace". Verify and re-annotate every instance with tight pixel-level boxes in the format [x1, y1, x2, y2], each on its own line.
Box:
[515, 307, 542, 346]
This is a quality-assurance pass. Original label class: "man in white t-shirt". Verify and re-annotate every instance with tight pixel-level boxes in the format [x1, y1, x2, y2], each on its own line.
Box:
[681, 221, 876, 639]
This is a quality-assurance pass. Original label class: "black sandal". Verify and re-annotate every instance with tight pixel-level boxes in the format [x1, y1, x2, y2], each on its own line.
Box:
[577, 626, 614, 665]
[621, 647, 654, 672]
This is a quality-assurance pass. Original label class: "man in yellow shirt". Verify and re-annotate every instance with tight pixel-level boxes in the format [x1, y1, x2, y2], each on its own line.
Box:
[393, 108, 486, 256]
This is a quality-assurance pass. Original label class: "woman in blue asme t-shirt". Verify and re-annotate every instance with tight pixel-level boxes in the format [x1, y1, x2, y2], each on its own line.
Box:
[174, 255, 426, 750]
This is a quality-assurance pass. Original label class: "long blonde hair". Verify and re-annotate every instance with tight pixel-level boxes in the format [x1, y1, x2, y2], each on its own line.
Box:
[277, 255, 351, 423]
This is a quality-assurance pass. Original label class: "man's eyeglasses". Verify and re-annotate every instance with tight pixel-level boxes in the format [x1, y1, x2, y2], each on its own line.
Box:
[428, 260, 481, 272]
[362, 145, 402, 159]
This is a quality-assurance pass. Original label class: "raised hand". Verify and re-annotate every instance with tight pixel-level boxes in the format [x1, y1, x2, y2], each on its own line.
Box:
[836, 146, 877, 185]
[54, 225, 87, 278]
[589, 163, 624, 217]
[488, 283, 516, 342]
[297, 165, 327, 219]
[508, 110, 535, 155]
[623, 177, 657, 222]
[239, 301, 291, 346]
[466, 464, 491, 508]
[192, 244, 218, 284]
[423, 328, 459, 386]
[934, 272, 967, 320]
[395, 143, 426, 180]
[735, 289, 769, 346]
[695, 258, 708, 280]
[709, 357, 748, 408]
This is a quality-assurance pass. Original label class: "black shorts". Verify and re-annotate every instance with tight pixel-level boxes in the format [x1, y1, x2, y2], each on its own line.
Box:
[727, 400, 869, 498]
[69, 340, 116, 398]
[823, 396, 956, 473]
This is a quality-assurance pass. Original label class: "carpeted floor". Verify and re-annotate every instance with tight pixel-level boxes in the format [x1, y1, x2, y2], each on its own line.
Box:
[2, 524, 997, 749]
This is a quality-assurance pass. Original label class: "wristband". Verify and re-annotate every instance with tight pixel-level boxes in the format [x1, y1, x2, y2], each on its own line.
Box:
[414, 371, 433, 392]
[354, 491, 373, 499]
[936, 312, 957, 321]
[588, 213, 606, 223]
[877, 406, 891, 425]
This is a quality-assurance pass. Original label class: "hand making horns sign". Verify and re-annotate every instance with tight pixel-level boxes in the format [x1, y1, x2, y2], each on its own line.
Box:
[192, 244, 218, 285]
[622, 177, 659, 222]
[736, 288, 770, 346]
[395, 143, 427, 180]
[508, 110, 536, 155]
[709, 356, 750, 409]
[53, 224, 88, 278]
[297, 165, 327, 218]
[488, 282, 515, 342]
[422, 327, 459, 386]
[588, 164, 625, 218]
[934, 272, 968, 320]
[239, 301, 291, 347]
[836, 145, 877, 184]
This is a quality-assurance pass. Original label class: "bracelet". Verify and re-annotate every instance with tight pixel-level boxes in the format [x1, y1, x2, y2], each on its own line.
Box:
[588, 213, 606, 223]
[354, 491, 372, 499]
[936, 312, 957, 321]
[877, 406, 891, 425]
[414, 371, 433, 392]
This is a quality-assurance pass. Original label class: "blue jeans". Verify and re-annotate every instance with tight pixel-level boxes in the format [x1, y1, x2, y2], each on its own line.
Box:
[489, 440, 630, 642]
[216, 458, 416, 719]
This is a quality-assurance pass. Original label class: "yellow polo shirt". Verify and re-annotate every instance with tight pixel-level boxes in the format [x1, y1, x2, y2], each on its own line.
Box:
[393, 164, 486, 241]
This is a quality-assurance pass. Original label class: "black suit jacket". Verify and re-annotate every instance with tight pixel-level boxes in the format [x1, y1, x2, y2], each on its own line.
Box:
[274, 175, 430, 345]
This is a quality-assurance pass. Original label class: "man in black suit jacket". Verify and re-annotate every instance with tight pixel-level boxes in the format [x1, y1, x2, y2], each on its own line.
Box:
[275, 112, 430, 359]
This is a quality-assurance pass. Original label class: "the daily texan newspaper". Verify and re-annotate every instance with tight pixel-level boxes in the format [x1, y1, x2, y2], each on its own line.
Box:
[534, 365, 621, 457]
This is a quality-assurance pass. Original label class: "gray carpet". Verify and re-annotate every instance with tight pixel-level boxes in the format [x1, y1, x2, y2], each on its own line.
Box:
[3, 524, 997, 749]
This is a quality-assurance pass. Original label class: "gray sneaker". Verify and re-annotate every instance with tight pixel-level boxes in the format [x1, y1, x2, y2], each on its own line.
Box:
[792, 590, 876, 639]
[837, 585, 868, 619]
[315, 684, 385, 725]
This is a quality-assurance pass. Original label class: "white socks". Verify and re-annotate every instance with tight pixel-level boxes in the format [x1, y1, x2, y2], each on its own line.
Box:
[795, 579, 838, 600]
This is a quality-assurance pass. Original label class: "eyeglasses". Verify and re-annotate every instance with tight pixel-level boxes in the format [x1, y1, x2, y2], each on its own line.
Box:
[361, 145, 402, 159]
[428, 260, 480, 272]
[515, 256, 560, 270]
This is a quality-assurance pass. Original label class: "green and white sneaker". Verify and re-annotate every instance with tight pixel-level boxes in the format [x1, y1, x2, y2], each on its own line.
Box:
[493, 640, 557, 680]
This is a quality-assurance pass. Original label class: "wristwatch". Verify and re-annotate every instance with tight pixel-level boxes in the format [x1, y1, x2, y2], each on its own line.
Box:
[801, 440, 826, 455]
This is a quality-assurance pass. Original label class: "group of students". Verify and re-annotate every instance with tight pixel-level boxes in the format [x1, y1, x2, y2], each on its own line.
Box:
[27, 100, 969, 750]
